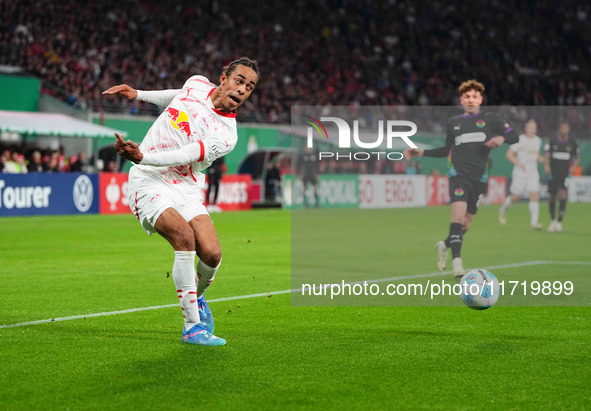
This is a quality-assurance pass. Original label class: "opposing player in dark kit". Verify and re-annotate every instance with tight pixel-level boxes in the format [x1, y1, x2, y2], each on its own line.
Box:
[404, 80, 518, 277]
[544, 122, 580, 232]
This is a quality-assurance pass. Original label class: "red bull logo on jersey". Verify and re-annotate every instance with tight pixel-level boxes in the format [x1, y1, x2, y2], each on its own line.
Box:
[166, 107, 193, 139]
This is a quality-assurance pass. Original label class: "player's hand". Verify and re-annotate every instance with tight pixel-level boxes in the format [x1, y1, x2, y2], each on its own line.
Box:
[114, 133, 143, 164]
[544, 165, 551, 175]
[518, 163, 526, 171]
[485, 136, 505, 149]
[403, 148, 423, 160]
[102, 84, 138, 100]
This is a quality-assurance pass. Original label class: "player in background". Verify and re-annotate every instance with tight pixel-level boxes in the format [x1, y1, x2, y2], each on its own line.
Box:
[207, 157, 225, 213]
[103, 57, 259, 345]
[498, 119, 544, 229]
[544, 122, 580, 232]
[404, 80, 519, 277]
[301, 146, 319, 207]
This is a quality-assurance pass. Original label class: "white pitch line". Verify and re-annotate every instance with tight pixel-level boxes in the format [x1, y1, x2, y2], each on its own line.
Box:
[1, 260, 588, 329]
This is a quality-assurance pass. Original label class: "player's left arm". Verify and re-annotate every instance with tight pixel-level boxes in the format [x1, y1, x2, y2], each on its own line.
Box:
[506, 147, 525, 170]
[570, 143, 580, 175]
[543, 143, 551, 175]
[484, 113, 519, 148]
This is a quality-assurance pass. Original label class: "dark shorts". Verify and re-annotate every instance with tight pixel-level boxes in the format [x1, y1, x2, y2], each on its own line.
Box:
[302, 174, 318, 186]
[548, 175, 567, 194]
[449, 176, 485, 215]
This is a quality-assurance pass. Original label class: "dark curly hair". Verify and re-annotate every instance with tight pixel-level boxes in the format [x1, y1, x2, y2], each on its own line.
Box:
[223, 57, 260, 83]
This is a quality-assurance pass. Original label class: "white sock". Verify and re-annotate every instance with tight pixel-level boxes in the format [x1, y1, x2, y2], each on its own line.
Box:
[196, 259, 220, 298]
[173, 251, 200, 330]
[500, 196, 512, 213]
[529, 201, 539, 226]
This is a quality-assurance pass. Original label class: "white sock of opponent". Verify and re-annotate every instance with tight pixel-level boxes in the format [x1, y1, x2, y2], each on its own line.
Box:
[196, 259, 220, 298]
[500, 196, 512, 213]
[529, 201, 539, 226]
[173, 251, 200, 330]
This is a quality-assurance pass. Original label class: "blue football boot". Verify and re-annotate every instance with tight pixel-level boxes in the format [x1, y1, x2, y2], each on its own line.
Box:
[198, 296, 214, 334]
[181, 323, 225, 346]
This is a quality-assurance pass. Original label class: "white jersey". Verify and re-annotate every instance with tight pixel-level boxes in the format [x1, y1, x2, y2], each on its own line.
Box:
[135, 75, 237, 189]
[509, 134, 542, 176]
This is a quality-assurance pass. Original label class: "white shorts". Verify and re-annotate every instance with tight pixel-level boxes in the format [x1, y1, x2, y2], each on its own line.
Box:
[127, 166, 208, 235]
[510, 171, 540, 195]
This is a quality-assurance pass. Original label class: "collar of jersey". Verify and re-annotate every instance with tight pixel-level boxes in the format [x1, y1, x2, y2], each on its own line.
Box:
[206, 87, 237, 118]
[460, 110, 482, 119]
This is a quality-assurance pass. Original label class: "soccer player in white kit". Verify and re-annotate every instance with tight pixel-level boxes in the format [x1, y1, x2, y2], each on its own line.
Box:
[498, 120, 543, 229]
[103, 58, 259, 346]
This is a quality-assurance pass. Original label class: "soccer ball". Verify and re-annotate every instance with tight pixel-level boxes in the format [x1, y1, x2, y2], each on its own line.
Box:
[459, 269, 500, 310]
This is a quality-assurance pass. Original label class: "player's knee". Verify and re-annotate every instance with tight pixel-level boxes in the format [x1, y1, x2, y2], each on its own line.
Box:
[451, 212, 464, 224]
[171, 227, 196, 251]
[200, 247, 222, 267]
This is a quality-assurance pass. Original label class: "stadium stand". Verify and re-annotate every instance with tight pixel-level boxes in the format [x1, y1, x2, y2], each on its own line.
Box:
[1, 0, 590, 124]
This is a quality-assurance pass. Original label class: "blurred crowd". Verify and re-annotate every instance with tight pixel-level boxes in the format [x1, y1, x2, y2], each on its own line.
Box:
[0, 144, 90, 173]
[1, 0, 590, 123]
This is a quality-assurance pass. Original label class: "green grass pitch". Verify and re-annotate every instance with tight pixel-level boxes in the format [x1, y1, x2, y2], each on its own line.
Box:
[1, 203, 589, 410]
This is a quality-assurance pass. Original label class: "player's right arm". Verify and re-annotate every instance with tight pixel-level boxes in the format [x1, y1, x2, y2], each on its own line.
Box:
[403, 147, 424, 160]
[421, 145, 451, 158]
[102, 84, 180, 107]
[486, 112, 519, 146]
[412, 121, 453, 159]
[114, 129, 229, 167]
[114, 132, 203, 165]
[506, 147, 524, 171]
[543, 142, 551, 175]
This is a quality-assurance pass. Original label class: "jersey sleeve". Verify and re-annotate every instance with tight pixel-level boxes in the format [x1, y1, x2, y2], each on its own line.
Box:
[136, 89, 181, 107]
[140, 141, 207, 167]
[138, 128, 233, 167]
[423, 121, 453, 157]
[487, 112, 519, 145]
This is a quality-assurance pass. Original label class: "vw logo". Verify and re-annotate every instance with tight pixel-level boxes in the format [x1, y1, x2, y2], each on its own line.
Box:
[73, 175, 93, 212]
